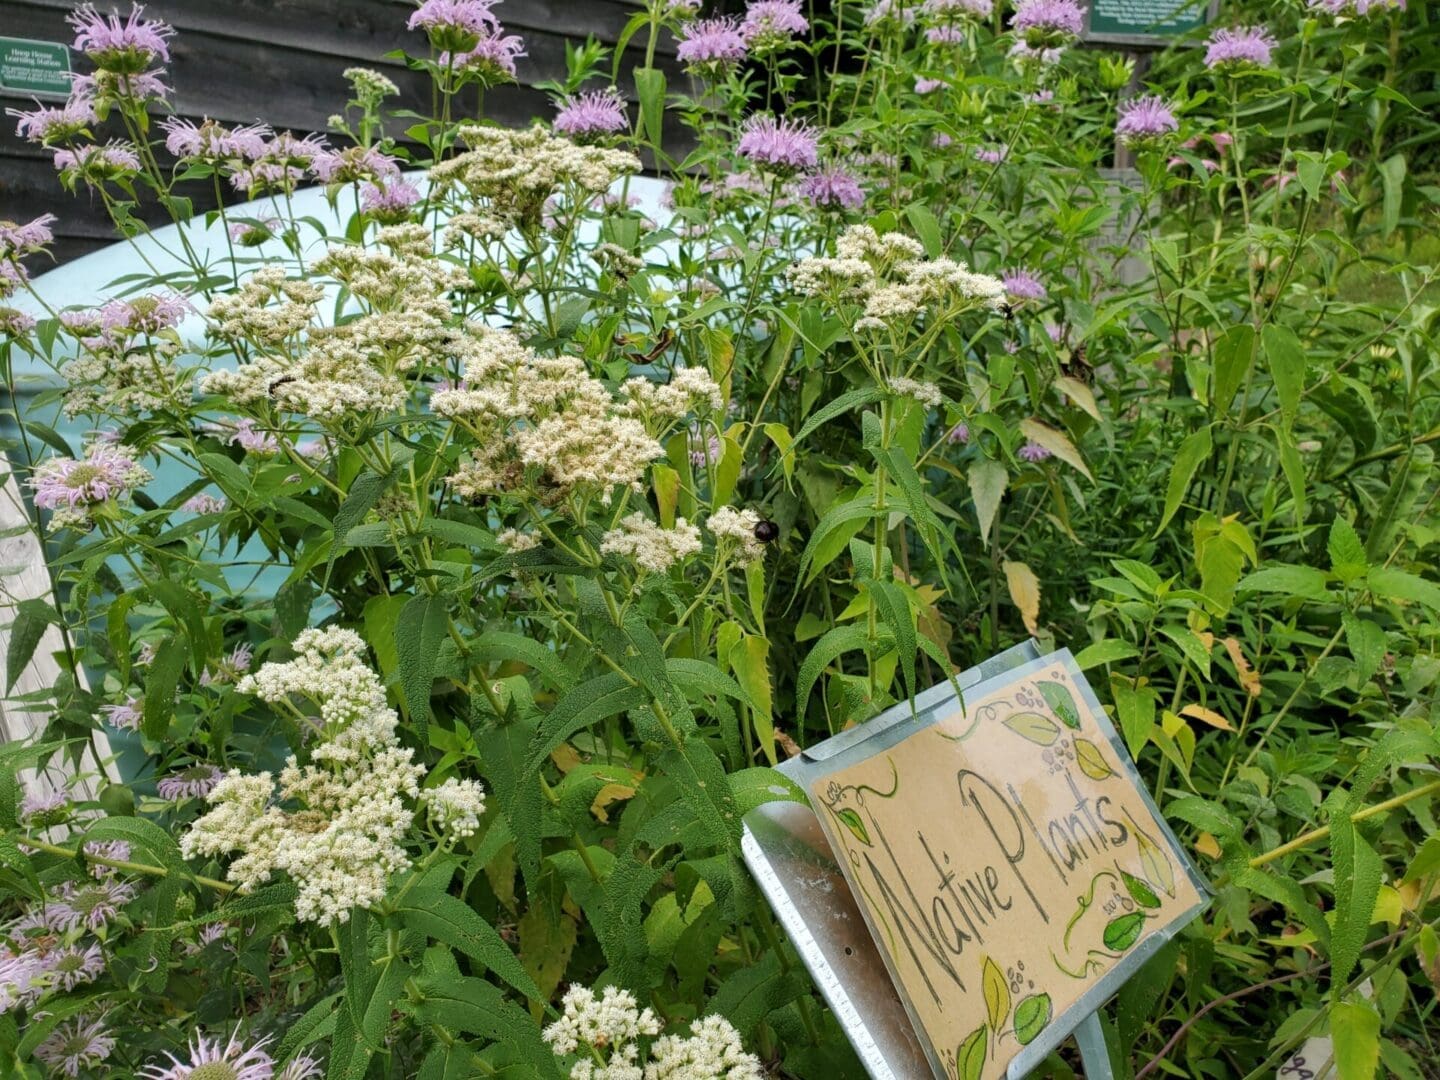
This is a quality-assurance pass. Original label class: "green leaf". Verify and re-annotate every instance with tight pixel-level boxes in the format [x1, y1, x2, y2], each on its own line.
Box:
[869, 580, 917, 709]
[792, 386, 886, 447]
[1276, 429, 1308, 522]
[1156, 426, 1211, 536]
[1036, 680, 1081, 729]
[1365, 445, 1430, 562]
[1212, 324, 1255, 413]
[525, 673, 650, 776]
[396, 593, 449, 736]
[1331, 999, 1381, 1080]
[1013, 993, 1052, 1045]
[142, 635, 187, 740]
[1104, 911, 1146, 951]
[1003, 711, 1060, 746]
[413, 975, 559, 1078]
[1329, 814, 1382, 990]
[1378, 153, 1405, 240]
[1367, 567, 1440, 612]
[325, 465, 399, 585]
[633, 67, 666, 147]
[1262, 325, 1306, 432]
[1120, 869, 1161, 909]
[968, 458, 1008, 544]
[833, 806, 870, 845]
[1074, 639, 1139, 670]
[470, 632, 573, 692]
[1342, 614, 1385, 685]
[798, 496, 874, 585]
[397, 889, 541, 1000]
[956, 1025, 987, 1080]
[1236, 565, 1330, 600]
[729, 635, 776, 766]
[5, 598, 52, 692]
[1328, 518, 1368, 582]
[795, 625, 871, 717]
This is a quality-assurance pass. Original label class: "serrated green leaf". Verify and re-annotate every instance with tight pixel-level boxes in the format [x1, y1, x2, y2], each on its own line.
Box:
[397, 889, 540, 1000]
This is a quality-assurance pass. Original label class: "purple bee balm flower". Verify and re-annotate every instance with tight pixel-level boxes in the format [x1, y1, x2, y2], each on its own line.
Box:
[30, 444, 151, 517]
[223, 417, 281, 454]
[53, 142, 142, 185]
[0, 947, 47, 1012]
[45, 942, 107, 989]
[101, 291, 190, 335]
[200, 642, 253, 686]
[361, 178, 422, 221]
[0, 214, 56, 258]
[1011, 0, 1085, 44]
[1002, 269, 1047, 301]
[408, 0, 500, 50]
[101, 695, 143, 730]
[443, 28, 526, 82]
[311, 145, 401, 184]
[927, 25, 967, 43]
[276, 1054, 325, 1080]
[138, 1031, 276, 1080]
[947, 422, 970, 444]
[553, 89, 629, 141]
[161, 117, 272, 161]
[69, 68, 171, 105]
[83, 839, 132, 878]
[229, 218, 279, 246]
[19, 788, 70, 825]
[0, 307, 37, 337]
[740, 0, 809, 52]
[1204, 26, 1277, 69]
[915, 77, 945, 93]
[48, 879, 138, 932]
[1116, 94, 1179, 147]
[798, 164, 865, 210]
[1045, 322, 1064, 343]
[9, 97, 98, 145]
[68, 3, 173, 72]
[1308, 0, 1404, 15]
[35, 1016, 116, 1078]
[975, 145, 1007, 165]
[0, 261, 27, 300]
[737, 114, 818, 173]
[865, 0, 917, 27]
[932, 132, 954, 148]
[676, 17, 748, 71]
[157, 764, 224, 802]
[689, 428, 722, 468]
[182, 492, 227, 514]
[1018, 440, 1052, 462]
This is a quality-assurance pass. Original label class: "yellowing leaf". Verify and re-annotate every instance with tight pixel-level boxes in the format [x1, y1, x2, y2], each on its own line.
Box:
[1075, 737, 1115, 780]
[1004, 711, 1060, 746]
[1002, 559, 1041, 636]
[1194, 832, 1222, 860]
[1371, 885, 1403, 926]
[1222, 636, 1261, 697]
[1181, 704, 1234, 731]
[1020, 417, 1093, 481]
[1056, 376, 1102, 422]
[1128, 809, 1177, 899]
[550, 745, 582, 774]
[590, 782, 638, 824]
[981, 955, 1010, 1031]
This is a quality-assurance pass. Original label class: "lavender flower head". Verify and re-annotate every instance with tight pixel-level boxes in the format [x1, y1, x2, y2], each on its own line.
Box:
[740, 0, 809, 53]
[1010, 0, 1085, 45]
[689, 427, 722, 469]
[53, 142, 141, 187]
[139, 1031, 276, 1080]
[229, 217, 280, 246]
[676, 17, 748, 72]
[1115, 95, 1179, 147]
[157, 764, 224, 802]
[101, 695, 143, 730]
[0, 307, 37, 337]
[915, 77, 945, 94]
[865, 0, 918, 29]
[408, 0, 500, 50]
[161, 117, 271, 161]
[1009, 40, 1065, 66]
[46, 941, 107, 989]
[1018, 440, 1052, 462]
[83, 840, 132, 879]
[1307, 0, 1405, 16]
[924, 0, 993, 21]
[1002, 269, 1047, 301]
[68, 3, 173, 72]
[927, 25, 966, 43]
[361, 178, 422, 221]
[0, 214, 56, 259]
[1204, 26, 1277, 69]
[9, 98, 98, 145]
[310, 145, 401, 184]
[553, 89, 628, 141]
[975, 145, 1007, 165]
[947, 422, 970, 444]
[48, 879, 138, 932]
[737, 114, 818, 173]
[182, 493, 227, 514]
[35, 1016, 116, 1078]
[19, 788, 70, 827]
[798, 164, 865, 210]
[443, 28, 527, 84]
[30, 444, 151, 529]
[101, 291, 190, 335]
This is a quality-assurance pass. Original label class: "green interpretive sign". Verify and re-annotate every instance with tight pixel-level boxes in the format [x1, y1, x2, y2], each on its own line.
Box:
[1084, 0, 1214, 45]
[0, 37, 73, 100]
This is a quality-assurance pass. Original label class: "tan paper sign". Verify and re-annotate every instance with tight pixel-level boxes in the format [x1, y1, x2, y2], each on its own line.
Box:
[810, 663, 1203, 1080]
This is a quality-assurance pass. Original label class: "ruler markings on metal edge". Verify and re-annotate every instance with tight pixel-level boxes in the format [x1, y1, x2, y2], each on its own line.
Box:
[740, 832, 896, 1079]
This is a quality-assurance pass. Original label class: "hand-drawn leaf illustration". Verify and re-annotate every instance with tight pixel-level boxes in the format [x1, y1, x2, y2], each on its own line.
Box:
[1074, 738, 1114, 781]
[956, 1024, 987, 1080]
[1103, 911, 1146, 952]
[833, 807, 871, 846]
[1128, 811, 1177, 899]
[1119, 868, 1161, 910]
[1003, 711, 1060, 746]
[1013, 993, 1052, 1045]
[1036, 680, 1081, 729]
[981, 956, 1010, 1032]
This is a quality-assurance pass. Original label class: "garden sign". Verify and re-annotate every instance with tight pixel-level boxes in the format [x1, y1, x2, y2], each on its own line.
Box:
[1082, 0, 1218, 47]
[743, 644, 1209, 1080]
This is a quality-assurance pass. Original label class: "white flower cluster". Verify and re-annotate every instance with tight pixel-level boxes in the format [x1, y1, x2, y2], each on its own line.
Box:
[543, 989, 763, 1080]
[435, 327, 666, 504]
[707, 506, 767, 563]
[543, 985, 662, 1079]
[887, 376, 943, 407]
[419, 778, 487, 839]
[600, 514, 702, 574]
[645, 1015, 765, 1080]
[60, 336, 185, 418]
[621, 368, 724, 421]
[788, 224, 1005, 331]
[430, 124, 641, 228]
[497, 527, 540, 553]
[181, 628, 428, 925]
[202, 228, 465, 421]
